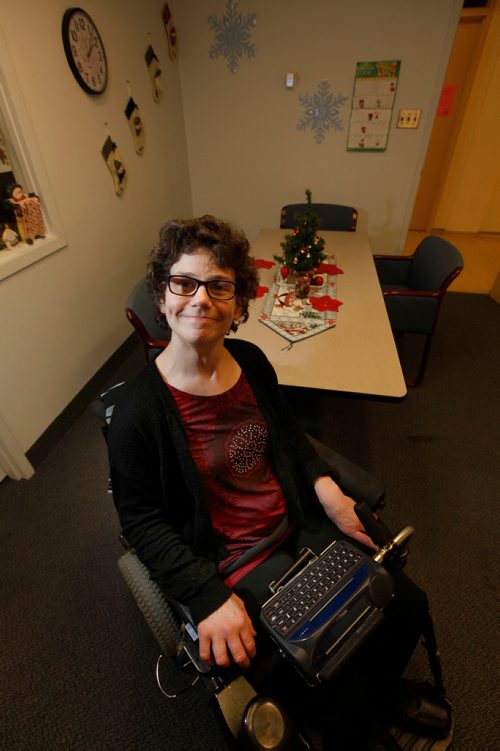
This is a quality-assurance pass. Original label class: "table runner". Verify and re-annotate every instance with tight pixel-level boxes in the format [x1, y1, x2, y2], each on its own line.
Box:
[257, 257, 343, 343]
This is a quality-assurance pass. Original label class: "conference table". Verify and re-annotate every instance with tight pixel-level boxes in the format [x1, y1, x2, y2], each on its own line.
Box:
[234, 229, 406, 398]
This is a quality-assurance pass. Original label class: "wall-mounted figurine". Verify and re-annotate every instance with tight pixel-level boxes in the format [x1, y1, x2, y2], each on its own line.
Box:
[101, 135, 127, 196]
[162, 3, 178, 60]
[125, 96, 145, 155]
[145, 45, 163, 103]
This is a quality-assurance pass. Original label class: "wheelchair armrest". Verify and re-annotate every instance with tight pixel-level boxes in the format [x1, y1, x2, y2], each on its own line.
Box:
[89, 398, 107, 424]
[307, 434, 385, 510]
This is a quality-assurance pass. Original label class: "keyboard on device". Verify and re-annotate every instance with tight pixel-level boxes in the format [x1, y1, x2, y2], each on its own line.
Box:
[260, 539, 394, 685]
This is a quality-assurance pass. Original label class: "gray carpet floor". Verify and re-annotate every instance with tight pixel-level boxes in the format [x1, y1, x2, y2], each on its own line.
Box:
[1, 292, 499, 750]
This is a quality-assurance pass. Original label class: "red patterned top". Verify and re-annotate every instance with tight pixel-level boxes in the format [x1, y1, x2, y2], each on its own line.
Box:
[167, 372, 288, 584]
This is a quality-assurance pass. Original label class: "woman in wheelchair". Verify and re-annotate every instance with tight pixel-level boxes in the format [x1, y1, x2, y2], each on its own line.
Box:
[107, 215, 450, 748]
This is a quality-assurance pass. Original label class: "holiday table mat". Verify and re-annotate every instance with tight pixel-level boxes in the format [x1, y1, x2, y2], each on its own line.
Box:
[258, 257, 343, 343]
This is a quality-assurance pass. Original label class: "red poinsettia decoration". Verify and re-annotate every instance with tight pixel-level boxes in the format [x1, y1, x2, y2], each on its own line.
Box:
[310, 295, 343, 312]
[256, 285, 269, 298]
[255, 259, 276, 269]
[316, 262, 344, 275]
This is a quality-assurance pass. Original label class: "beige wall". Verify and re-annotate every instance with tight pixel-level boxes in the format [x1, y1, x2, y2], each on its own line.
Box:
[176, 0, 461, 249]
[0, 0, 464, 457]
[0, 0, 192, 452]
[434, 2, 500, 232]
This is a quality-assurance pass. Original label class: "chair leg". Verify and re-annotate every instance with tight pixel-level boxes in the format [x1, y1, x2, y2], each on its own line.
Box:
[405, 333, 433, 387]
[392, 332, 431, 387]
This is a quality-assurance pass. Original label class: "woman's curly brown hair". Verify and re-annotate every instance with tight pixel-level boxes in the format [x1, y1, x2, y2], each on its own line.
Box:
[147, 215, 259, 335]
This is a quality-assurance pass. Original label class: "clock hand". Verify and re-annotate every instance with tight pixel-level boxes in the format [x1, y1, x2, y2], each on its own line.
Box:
[87, 42, 96, 57]
[87, 28, 97, 58]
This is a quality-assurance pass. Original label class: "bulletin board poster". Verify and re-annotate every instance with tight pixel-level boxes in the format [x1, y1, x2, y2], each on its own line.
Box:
[347, 60, 401, 152]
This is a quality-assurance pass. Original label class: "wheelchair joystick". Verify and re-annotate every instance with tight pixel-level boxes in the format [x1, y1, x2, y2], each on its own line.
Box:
[354, 501, 414, 567]
[373, 525, 415, 565]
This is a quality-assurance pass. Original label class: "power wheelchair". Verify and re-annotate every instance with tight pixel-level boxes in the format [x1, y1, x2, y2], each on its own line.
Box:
[91, 382, 451, 750]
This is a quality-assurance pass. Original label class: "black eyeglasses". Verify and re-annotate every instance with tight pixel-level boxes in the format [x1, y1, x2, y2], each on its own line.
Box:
[165, 275, 236, 300]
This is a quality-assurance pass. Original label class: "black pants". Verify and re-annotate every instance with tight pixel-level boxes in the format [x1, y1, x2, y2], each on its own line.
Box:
[234, 517, 429, 745]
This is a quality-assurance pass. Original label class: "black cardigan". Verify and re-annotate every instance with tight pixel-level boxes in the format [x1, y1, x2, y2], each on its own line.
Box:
[108, 339, 338, 623]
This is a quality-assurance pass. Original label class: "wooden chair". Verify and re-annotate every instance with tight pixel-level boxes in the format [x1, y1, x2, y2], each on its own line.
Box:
[374, 235, 463, 386]
[280, 203, 358, 232]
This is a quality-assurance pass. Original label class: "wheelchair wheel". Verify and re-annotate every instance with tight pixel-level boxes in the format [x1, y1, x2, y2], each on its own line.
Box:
[117, 550, 179, 656]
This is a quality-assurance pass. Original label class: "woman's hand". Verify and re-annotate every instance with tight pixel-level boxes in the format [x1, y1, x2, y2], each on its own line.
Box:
[314, 475, 378, 551]
[197, 593, 257, 669]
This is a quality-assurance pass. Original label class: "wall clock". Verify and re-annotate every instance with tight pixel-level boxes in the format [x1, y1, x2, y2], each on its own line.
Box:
[61, 7, 108, 95]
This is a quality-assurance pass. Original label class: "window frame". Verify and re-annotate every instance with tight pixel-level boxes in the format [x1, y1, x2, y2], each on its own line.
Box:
[0, 26, 66, 282]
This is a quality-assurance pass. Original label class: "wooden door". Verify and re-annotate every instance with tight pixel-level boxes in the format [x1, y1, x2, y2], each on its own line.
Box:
[409, 10, 487, 231]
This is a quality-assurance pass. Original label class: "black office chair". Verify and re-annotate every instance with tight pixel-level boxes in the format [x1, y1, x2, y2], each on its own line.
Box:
[125, 277, 169, 360]
[280, 203, 358, 232]
[374, 235, 463, 387]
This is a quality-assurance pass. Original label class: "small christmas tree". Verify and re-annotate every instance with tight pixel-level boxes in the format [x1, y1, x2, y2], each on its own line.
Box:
[275, 189, 326, 275]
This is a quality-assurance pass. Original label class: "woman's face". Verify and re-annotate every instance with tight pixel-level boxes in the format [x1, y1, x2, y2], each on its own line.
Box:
[160, 247, 242, 347]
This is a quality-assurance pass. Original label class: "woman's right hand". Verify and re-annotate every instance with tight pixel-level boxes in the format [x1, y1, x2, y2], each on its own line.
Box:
[197, 593, 257, 669]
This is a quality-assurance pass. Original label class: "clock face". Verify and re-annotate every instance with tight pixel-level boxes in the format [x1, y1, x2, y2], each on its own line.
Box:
[62, 8, 108, 95]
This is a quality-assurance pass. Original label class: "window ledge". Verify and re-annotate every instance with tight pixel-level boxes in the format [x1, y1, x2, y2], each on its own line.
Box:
[0, 234, 66, 281]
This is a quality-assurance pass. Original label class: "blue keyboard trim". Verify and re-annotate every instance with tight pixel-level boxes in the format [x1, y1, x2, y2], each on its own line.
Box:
[289, 561, 370, 640]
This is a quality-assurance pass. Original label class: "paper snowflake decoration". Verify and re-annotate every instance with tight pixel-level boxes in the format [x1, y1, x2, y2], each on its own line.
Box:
[208, 0, 257, 74]
[297, 80, 348, 144]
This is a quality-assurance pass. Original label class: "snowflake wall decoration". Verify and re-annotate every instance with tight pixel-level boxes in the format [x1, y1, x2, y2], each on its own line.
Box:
[297, 79, 348, 144]
[208, 0, 257, 74]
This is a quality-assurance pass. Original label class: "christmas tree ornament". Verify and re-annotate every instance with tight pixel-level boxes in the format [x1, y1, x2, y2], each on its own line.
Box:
[101, 131, 127, 196]
[280, 265, 290, 279]
[124, 86, 145, 155]
[145, 44, 162, 102]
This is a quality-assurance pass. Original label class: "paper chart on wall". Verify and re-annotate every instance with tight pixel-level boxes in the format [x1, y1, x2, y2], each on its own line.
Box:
[347, 60, 400, 152]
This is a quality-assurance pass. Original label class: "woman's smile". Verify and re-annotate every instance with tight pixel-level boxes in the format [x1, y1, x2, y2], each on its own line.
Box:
[181, 311, 219, 323]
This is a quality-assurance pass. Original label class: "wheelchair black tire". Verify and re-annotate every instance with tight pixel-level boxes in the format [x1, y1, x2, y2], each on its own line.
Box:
[117, 551, 179, 656]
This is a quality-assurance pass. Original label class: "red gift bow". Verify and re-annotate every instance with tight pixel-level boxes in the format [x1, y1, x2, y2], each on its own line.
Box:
[255, 259, 276, 269]
[256, 285, 269, 298]
[310, 295, 343, 312]
[317, 262, 344, 275]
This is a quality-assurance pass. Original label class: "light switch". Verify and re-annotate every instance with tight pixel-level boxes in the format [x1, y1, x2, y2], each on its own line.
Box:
[285, 72, 296, 89]
[397, 109, 422, 128]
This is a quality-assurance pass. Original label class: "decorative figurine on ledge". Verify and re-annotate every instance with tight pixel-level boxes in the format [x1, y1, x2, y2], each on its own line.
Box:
[6, 184, 46, 245]
[1, 223, 20, 249]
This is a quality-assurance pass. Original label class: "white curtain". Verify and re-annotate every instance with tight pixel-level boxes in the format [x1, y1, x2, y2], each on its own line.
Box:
[0, 413, 34, 480]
